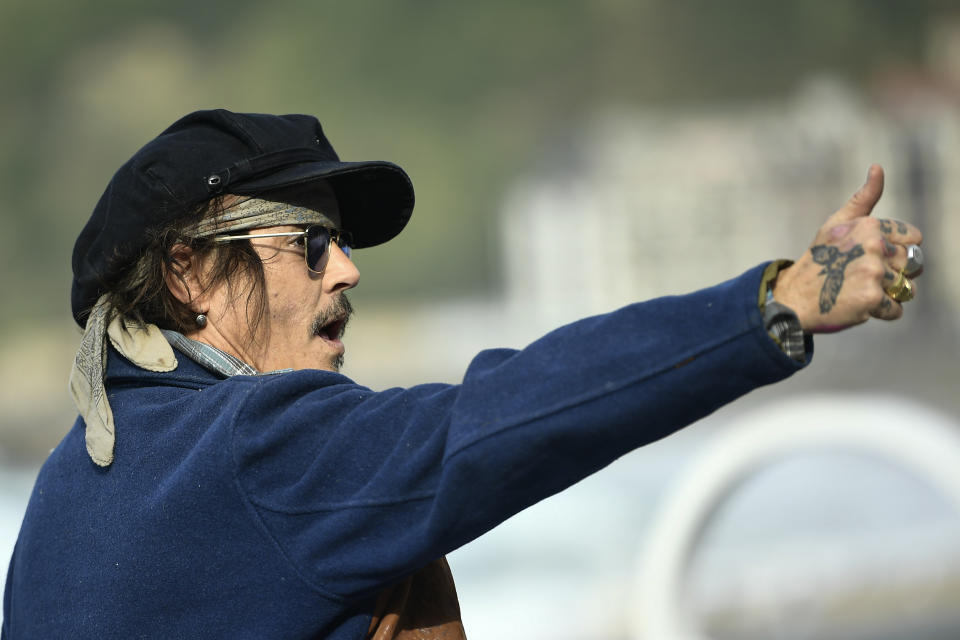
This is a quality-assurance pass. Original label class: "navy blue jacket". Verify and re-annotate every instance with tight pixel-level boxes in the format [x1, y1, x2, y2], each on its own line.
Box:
[3, 264, 809, 638]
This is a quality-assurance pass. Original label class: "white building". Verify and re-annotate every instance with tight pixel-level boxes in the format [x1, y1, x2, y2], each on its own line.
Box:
[501, 78, 959, 335]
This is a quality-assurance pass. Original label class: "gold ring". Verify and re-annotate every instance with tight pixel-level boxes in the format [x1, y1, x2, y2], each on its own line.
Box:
[885, 270, 914, 302]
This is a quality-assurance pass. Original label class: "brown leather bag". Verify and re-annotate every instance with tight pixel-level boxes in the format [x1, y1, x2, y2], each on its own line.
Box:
[367, 557, 467, 639]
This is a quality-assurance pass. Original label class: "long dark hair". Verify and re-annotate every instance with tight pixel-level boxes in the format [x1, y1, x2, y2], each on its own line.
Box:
[101, 196, 268, 337]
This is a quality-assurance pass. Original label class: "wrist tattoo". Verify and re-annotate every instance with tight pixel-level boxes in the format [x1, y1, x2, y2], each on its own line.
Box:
[811, 244, 865, 313]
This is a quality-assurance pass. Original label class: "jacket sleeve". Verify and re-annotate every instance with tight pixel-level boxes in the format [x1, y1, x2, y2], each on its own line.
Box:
[228, 263, 810, 600]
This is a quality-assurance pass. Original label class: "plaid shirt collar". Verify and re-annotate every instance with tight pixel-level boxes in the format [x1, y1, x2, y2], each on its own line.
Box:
[160, 330, 291, 378]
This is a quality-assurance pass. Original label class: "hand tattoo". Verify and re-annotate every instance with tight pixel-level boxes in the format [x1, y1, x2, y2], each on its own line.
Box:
[879, 218, 909, 235]
[882, 238, 897, 257]
[811, 244, 865, 313]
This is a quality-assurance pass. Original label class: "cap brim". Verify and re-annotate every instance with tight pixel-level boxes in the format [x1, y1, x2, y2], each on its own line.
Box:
[230, 160, 414, 249]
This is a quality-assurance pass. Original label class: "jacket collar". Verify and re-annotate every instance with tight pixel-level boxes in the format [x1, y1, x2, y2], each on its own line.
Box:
[105, 342, 224, 388]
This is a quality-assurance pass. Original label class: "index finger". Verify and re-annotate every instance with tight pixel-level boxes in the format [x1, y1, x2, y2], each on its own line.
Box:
[878, 217, 923, 246]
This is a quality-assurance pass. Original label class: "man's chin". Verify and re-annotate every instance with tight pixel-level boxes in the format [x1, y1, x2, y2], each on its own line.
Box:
[309, 342, 345, 372]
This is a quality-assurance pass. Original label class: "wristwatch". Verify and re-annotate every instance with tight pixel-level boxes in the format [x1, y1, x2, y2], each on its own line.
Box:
[763, 293, 806, 362]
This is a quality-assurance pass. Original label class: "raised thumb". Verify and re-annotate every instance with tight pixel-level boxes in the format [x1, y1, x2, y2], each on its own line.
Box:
[834, 164, 884, 222]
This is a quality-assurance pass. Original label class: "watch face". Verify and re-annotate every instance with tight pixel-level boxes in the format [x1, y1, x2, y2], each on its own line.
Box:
[764, 300, 793, 313]
[764, 301, 801, 333]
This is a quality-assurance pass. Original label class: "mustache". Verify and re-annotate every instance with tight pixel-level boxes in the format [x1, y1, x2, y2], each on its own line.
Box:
[310, 293, 354, 340]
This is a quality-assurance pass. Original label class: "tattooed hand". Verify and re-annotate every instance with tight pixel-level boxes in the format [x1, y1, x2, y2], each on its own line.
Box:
[771, 164, 923, 333]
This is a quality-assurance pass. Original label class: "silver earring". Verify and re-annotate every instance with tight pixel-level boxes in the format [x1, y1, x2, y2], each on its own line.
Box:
[195, 313, 208, 329]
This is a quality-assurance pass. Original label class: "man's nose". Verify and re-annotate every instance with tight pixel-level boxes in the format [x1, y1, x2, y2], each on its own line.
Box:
[324, 243, 360, 293]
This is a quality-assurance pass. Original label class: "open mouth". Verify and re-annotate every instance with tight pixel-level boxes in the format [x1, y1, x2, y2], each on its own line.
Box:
[311, 294, 353, 347]
[314, 316, 347, 342]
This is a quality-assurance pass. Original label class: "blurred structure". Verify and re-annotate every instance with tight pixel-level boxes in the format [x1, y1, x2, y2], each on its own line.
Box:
[501, 76, 957, 331]
[635, 396, 960, 640]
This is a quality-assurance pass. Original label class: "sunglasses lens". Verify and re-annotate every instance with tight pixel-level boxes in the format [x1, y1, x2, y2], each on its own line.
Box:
[305, 226, 331, 272]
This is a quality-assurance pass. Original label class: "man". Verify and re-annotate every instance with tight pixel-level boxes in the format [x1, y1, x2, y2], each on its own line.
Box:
[3, 109, 922, 639]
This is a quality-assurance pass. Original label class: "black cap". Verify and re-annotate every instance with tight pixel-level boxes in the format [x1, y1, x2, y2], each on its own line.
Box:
[71, 109, 414, 326]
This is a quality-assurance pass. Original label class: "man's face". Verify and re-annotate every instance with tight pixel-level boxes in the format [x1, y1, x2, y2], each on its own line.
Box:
[193, 223, 360, 373]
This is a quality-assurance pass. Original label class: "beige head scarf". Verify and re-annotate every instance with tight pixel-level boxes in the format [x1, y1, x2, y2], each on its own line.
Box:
[69, 196, 338, 466]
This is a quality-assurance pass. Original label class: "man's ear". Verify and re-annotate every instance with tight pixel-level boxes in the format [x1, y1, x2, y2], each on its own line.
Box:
[164, 244, 204, 306]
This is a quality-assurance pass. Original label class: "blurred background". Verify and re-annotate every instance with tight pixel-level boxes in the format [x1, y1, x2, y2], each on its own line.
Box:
[3, 1, 960, 638]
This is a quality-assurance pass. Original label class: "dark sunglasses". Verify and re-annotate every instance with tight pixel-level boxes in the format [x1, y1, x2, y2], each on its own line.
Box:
[213, 225, 353, 274]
